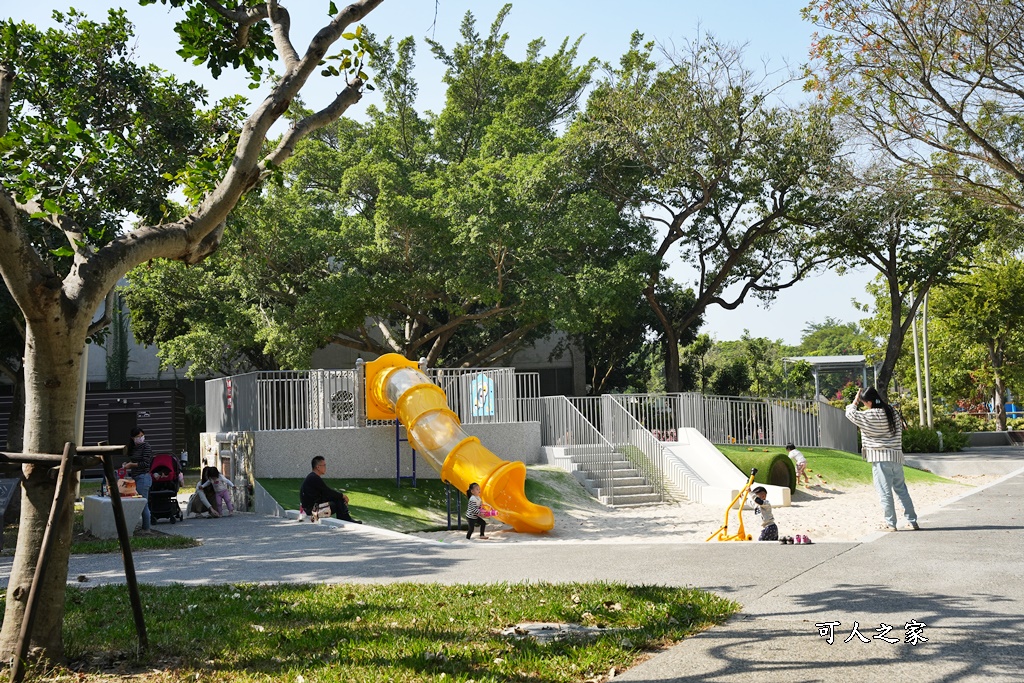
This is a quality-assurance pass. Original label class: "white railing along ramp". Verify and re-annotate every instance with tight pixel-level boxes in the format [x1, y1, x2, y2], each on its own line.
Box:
[665, 428, 791, 507]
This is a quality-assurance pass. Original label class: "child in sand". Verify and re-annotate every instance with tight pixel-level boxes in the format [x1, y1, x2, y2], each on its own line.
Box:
[750, 486, 778, 541]
[786, 443, 811, 486]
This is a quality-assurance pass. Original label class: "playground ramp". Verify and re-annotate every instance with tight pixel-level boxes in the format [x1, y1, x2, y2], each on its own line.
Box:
[365, 354, 554, 533]
[663, 429, 791, 508]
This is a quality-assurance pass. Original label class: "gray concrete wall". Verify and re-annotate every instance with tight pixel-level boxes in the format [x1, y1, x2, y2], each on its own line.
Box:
[251, 422, 542, 479]
[967, 431, 1011, 447]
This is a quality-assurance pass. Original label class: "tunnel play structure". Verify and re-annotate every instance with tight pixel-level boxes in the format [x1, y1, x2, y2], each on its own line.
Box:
[364, 354, 554, 533]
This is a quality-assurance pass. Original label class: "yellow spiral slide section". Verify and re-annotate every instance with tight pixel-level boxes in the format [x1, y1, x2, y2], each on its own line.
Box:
[364, 354, 553, 533]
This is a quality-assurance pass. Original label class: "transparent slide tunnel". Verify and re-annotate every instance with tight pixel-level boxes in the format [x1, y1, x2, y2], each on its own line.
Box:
[364, 354, 553, 533]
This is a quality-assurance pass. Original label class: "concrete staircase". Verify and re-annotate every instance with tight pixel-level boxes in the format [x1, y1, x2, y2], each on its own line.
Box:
[566, 451, 662, 506]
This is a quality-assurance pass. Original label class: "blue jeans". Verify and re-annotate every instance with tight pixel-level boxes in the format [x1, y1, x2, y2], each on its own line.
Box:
[872, 461, 917, 528]
[134, 473, 152, 530]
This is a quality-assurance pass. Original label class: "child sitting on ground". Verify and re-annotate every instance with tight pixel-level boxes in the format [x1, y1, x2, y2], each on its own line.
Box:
[207, 466, 235, 517]
[750, 486, 778, 541]
[465, 482, 488, 540]
[187, 466, 219, 518]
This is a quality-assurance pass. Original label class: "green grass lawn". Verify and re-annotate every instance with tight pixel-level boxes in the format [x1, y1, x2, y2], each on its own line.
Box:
[259, 467, 597, 533]
[16, 581, 739, 682]
[3, 477, 202, 556]
[716, 445, 954, 486]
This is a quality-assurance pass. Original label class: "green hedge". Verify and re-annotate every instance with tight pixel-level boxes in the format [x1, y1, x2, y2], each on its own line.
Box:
[902, 422, 968, 453]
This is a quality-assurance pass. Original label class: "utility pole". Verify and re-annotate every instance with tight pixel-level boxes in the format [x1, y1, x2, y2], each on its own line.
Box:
[922, 292, 934, 428]
[911, 314, 925, 426]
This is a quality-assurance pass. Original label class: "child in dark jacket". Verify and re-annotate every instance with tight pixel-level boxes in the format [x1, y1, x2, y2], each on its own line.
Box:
[465, 482, 488, 540]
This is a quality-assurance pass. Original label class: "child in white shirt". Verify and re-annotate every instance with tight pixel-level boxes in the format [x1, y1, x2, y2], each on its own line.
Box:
[786, 443, 811, 486]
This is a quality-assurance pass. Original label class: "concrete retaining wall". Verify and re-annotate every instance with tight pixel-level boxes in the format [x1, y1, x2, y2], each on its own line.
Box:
[248, 422, 542, 479]
[966, 431, 1011, 447]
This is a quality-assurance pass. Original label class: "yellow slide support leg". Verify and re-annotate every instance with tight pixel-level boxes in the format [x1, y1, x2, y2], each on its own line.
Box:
[706, 468, 758, 542]
[365, 354, 554, 533]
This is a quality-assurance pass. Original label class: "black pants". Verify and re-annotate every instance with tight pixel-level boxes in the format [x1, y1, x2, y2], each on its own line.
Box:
[466, 516, 486, 539]
[759, 523, 779, 541]
[325, 496, 354, 521]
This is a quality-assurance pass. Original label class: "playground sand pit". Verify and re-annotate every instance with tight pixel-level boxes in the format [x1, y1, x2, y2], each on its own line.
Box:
[418, 471, 1001, 545]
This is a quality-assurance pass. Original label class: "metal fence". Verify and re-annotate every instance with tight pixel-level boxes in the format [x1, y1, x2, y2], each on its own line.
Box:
[536, 395, 620, 504]
[677, 393, 820, 447]
[610, 394, 682, 441]
[207, 367, 542, 432]
[605, 396, 667, 500]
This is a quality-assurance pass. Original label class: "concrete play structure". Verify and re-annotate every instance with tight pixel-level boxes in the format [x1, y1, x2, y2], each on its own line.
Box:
[663, 429, 791, 508]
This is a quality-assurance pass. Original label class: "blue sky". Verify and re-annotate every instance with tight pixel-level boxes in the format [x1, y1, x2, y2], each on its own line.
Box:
[9, 1, 874, 345]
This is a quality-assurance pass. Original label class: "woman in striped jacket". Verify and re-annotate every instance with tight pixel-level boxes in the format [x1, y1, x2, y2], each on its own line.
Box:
[845, 387, 919, 532]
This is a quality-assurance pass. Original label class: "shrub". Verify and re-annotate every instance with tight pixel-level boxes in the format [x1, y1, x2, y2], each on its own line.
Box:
[903, 426, 940, 453]
[903, 422, 968, 453]
[1007, 417, 1024, 431]
[951, 413, 994, 432]
[941, 429, 970, 451]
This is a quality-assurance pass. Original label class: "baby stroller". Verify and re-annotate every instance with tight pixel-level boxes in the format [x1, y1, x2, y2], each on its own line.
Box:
[149, 453, 184, 524]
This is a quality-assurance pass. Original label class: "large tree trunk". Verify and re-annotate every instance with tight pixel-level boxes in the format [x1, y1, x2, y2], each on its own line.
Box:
[644, 285, 680, 393]
[5, 363, 24, 452]
[0, 320, 86, 661]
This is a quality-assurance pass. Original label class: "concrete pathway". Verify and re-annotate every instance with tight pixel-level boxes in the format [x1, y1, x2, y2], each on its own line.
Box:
[2, 466, 1022, 682]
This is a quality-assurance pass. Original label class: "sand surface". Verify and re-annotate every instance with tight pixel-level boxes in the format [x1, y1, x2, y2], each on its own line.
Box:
[416, 472, 999, 545]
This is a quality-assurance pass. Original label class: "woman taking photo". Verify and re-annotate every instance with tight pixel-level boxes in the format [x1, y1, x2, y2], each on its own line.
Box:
[845, 387, 919, 532]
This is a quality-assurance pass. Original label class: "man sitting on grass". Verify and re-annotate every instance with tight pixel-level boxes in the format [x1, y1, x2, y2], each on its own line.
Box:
[299, 456, 361, 524]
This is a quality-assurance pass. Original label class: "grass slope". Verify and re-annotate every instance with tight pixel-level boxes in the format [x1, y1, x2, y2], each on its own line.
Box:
[716, 445, 954, 486]
[259, 467, 595, 533]
[29, 581, 740, 683]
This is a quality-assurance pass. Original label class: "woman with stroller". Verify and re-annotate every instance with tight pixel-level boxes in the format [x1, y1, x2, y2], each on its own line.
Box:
[124, 427, 153, 531]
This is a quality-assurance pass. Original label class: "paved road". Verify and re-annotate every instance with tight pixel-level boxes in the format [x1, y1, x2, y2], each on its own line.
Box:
[2, 465, 1022, 682]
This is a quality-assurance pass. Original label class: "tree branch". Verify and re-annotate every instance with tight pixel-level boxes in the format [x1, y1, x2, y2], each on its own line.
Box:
[86, 288, 116, 338]
[0, 63, 12, 137]
[0, 190, 57, 317]
[199, 0, 268, 48]
[75, 0, 386, 320]
[261, 82, 364, 173]
[266, 0, 300, 70]
[452, 323, 539, 367]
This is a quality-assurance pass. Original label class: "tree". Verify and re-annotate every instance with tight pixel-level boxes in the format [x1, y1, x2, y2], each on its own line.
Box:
[681, 333, 715, 394]
[126, 10, 650, 374]
[804, 0, 1024, 212]
[825, 167, 996, 395]
[0, 0, 384, 662]
[579, 32, 842, 392]
[794, 317, 874, 397]
[929, 249, 1024, 430]
[798, 317, 873, 357]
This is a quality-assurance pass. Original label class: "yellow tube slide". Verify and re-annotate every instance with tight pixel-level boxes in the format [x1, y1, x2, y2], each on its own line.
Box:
[365, 354, 553, 533]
